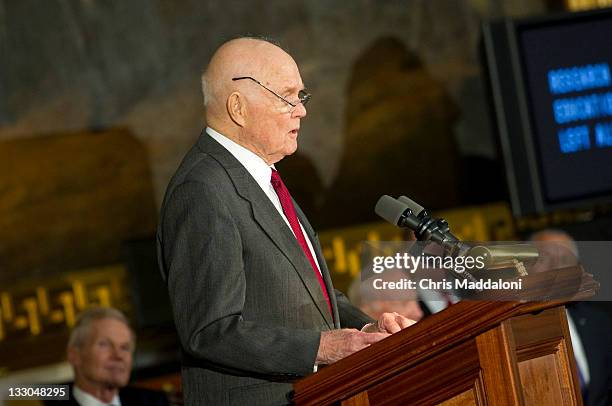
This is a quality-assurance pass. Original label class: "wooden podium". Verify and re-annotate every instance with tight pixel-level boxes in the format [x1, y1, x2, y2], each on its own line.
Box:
[293, 301, 583, 405]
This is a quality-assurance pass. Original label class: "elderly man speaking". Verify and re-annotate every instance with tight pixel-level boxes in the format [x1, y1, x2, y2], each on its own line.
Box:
[157, 37, 415, 406]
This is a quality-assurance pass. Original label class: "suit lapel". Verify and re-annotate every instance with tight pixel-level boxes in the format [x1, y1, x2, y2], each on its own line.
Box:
[198, 134, 334, 328]
[294, 202, 341, 328]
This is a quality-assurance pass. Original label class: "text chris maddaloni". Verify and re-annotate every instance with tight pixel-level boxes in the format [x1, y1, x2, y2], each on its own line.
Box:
[371, 278, 523, 291]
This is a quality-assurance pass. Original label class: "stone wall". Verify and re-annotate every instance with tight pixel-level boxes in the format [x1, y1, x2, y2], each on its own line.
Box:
[0, 0, 549, 275]
[0, 128, 157, 282]
[0, 0, 546, 206]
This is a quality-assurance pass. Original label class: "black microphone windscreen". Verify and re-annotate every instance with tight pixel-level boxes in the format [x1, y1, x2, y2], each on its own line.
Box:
[375, 195, 409, 226]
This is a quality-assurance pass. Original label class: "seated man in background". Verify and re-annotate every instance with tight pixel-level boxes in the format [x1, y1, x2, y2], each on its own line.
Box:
[45, 307, 169, 406]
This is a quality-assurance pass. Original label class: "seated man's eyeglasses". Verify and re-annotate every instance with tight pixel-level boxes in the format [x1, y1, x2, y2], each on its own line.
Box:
[232, 76, 311, 111]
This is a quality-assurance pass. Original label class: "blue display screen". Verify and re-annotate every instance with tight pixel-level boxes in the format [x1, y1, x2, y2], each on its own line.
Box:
[519, 15, 612, 203]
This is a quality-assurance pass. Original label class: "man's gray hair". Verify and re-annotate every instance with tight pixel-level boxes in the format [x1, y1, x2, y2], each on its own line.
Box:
[68, 307, 134, 348]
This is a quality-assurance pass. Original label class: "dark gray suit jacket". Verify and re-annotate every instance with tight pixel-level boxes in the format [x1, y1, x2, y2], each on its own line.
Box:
[567, 302, 612, 406]
[157, 132, 372, 405]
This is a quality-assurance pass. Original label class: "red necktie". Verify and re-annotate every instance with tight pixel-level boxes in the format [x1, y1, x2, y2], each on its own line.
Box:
[270, 169, 332, 317]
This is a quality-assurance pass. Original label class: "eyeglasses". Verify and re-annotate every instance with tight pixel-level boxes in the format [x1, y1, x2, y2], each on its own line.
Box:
[232, 76, 311, 111]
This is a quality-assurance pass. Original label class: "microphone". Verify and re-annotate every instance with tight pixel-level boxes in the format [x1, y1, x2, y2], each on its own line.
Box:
[375, 195, 465, 256]
[374, 195, 420, 229]
[375, 195, 479, 284]
[397, 195, 425, 217]
[380, 195, 540, 271]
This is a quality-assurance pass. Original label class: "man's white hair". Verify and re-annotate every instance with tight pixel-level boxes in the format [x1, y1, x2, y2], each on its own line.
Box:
[201, 71, 212, 107]
[68, 306, 134, 349]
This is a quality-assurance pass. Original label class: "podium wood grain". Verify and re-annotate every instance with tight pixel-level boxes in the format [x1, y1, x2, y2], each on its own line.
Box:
[294, 301, 583, 405]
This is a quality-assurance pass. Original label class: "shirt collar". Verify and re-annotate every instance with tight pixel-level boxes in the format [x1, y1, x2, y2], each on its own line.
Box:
[206, 126, 275, 188]
[73, 385, 121, 406]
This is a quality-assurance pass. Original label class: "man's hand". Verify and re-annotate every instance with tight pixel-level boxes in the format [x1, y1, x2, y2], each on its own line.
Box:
[362, 312, 417, 334]
[316, 329, 389, 364]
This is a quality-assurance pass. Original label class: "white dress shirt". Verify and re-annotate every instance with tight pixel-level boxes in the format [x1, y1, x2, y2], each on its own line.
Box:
[418, 288, 459, 314]
[206, 127, 322, 274]
[73, 385, 121, 406]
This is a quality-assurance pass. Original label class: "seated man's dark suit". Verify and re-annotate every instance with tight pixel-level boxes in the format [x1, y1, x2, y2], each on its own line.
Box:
[567, 302, 612, 406]
[42, 383, 169, 406]
[157, 132, 372, 405]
